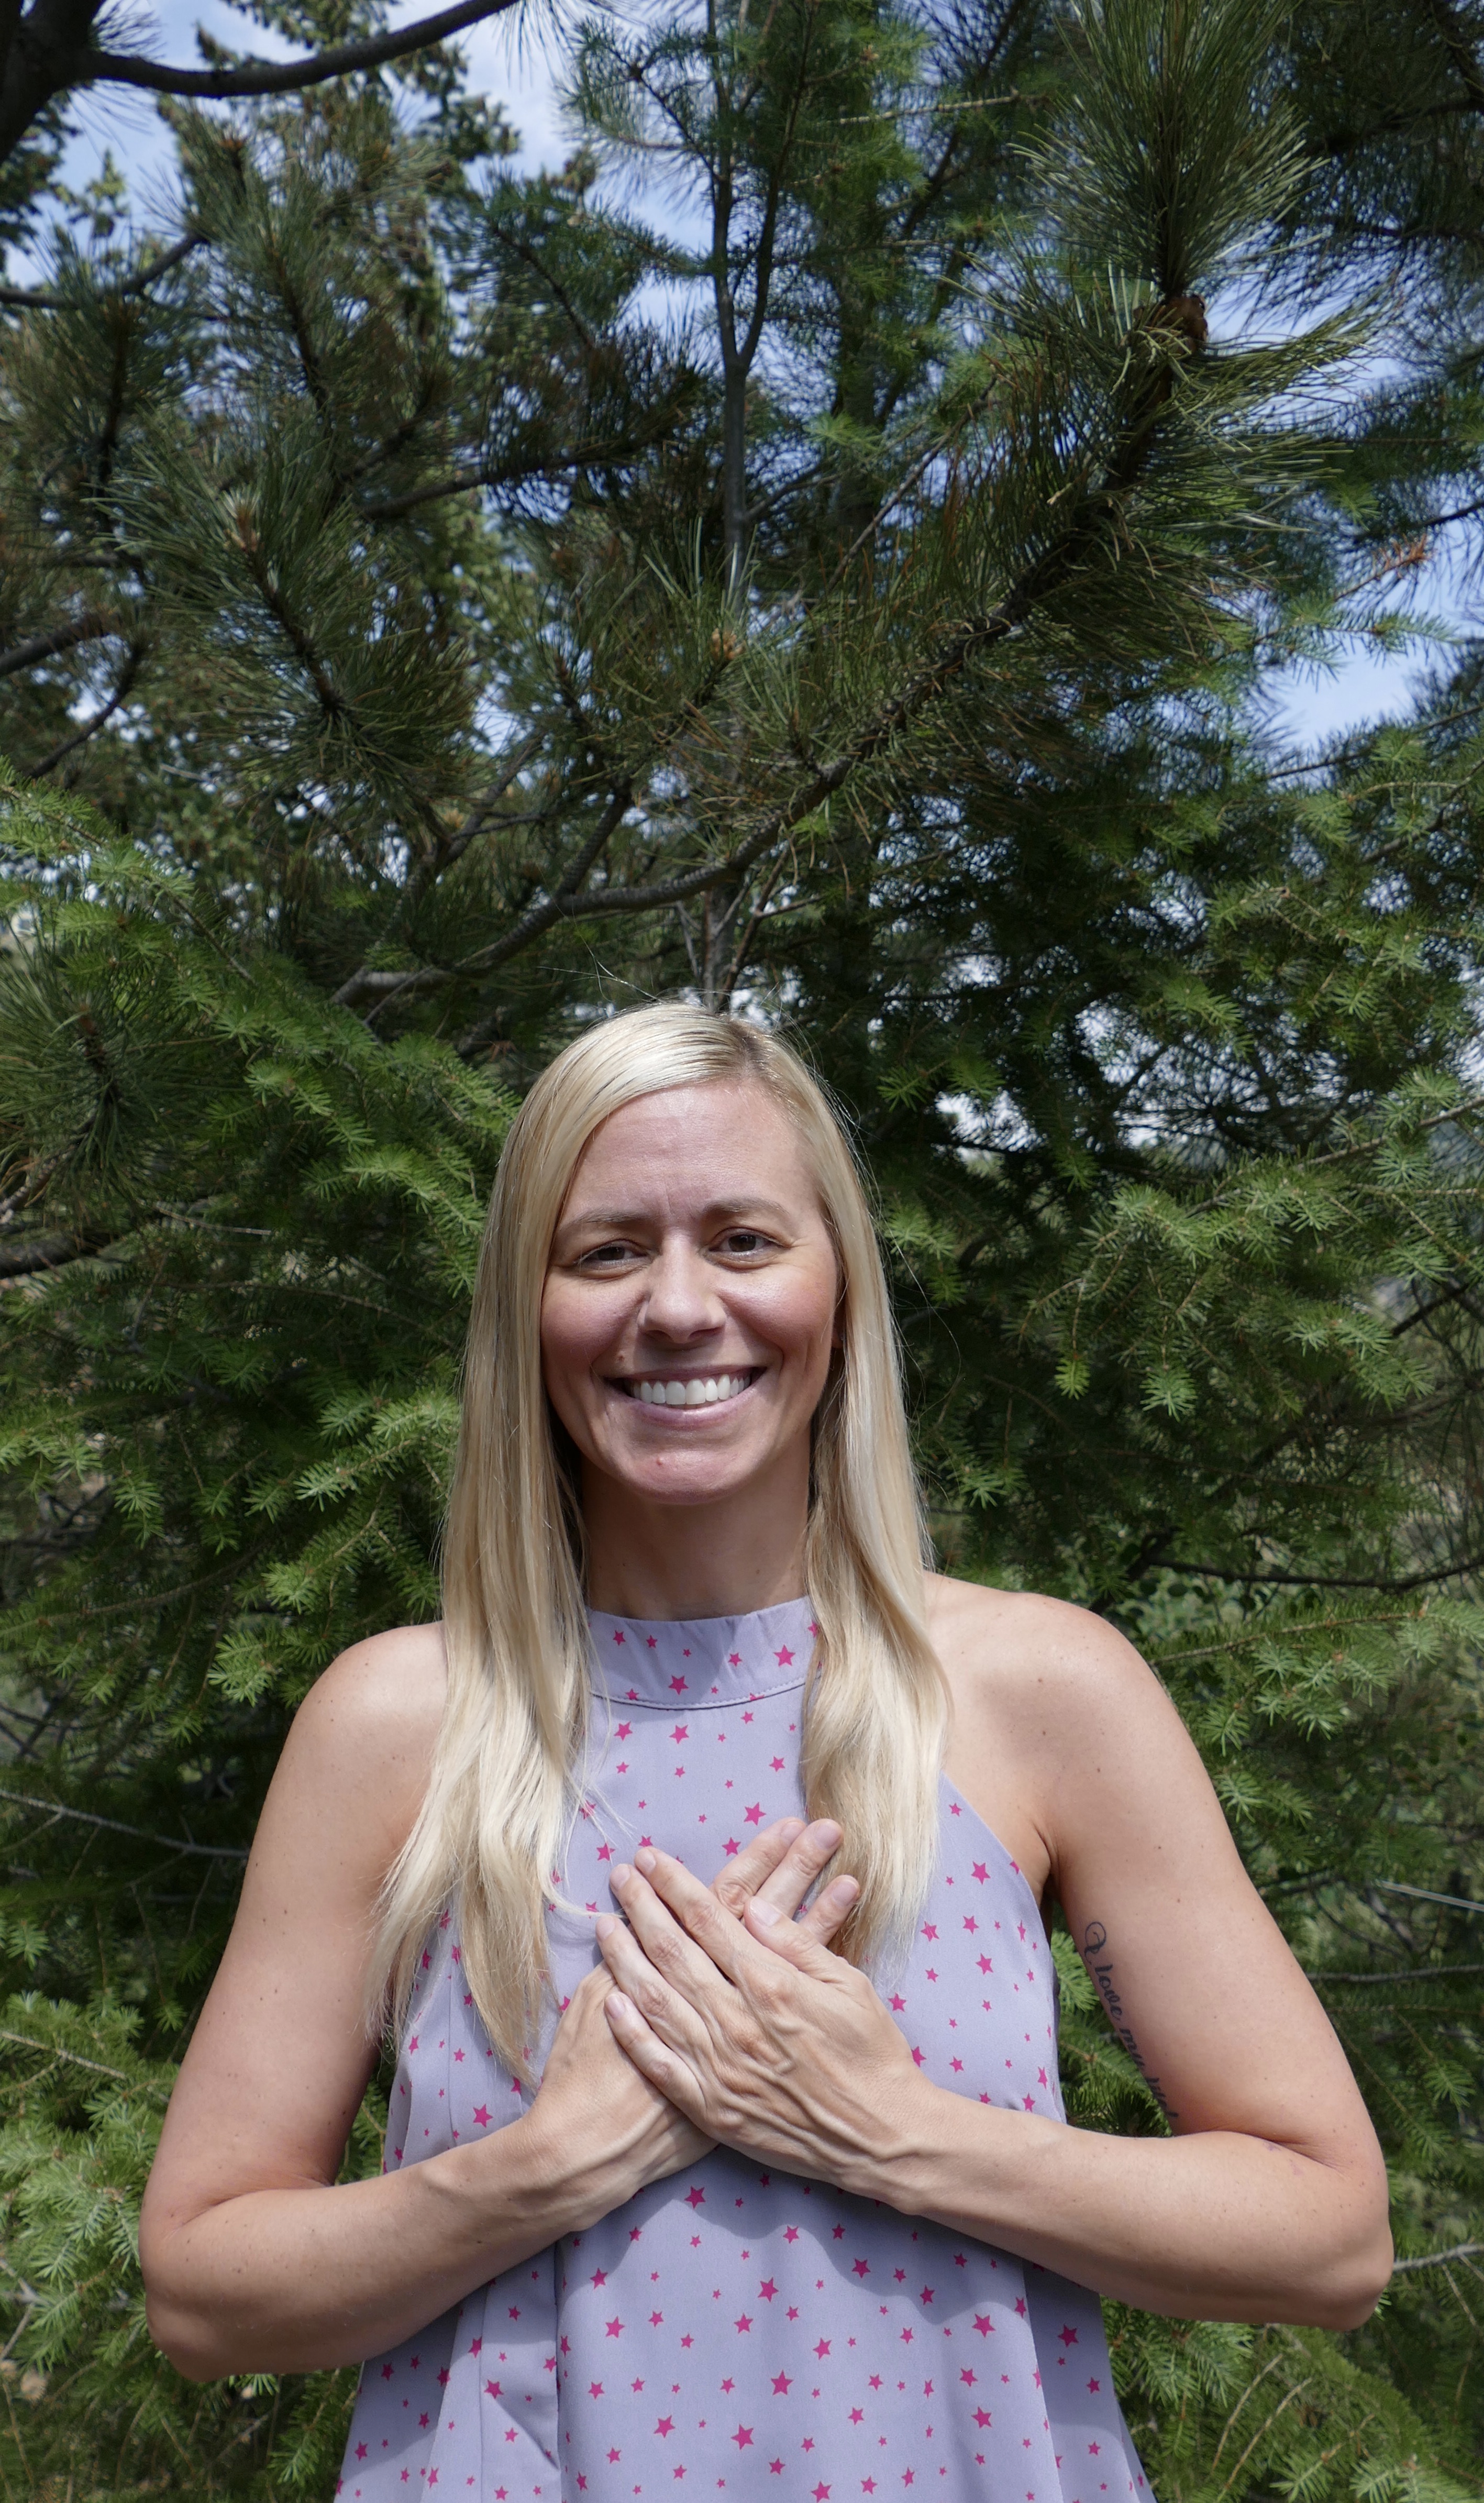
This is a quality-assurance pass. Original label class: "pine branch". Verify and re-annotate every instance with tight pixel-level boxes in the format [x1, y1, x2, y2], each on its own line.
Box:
[1423, 0, 1484, 117]
[0, 1787, 248, 1860]
[422, 774, 638, 987]
[330, 963, 453, 1010]
[1184, 1090, 1484, 1216]
[1146, 1552, 1484, 1592]
[0, 1229, 121, 1276]
[0, 2027, 163, 2088]
[486, 223, 599, 349]
[1392, 2242, 1484, 2273]
[338, 314, 1217, 1010]
[0, 234, 202, 312]
[25, 641, 145, 779]
[361, 420, 687, 520]
[1370, 1877, 1484, 1915]
[54, 0, 520, 101]
[334, 773, 635, 1011]
[1322, 96, 1482, 155]
[403, 729, 546, 902]
[1313, 1965, 1484, 1984]
[0, 612, 112, 679]
[0, 1144, 70, 1225]
[230, 511, 342, 717]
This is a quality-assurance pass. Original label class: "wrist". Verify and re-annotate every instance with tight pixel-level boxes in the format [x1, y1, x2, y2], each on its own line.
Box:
[834, 2075, 952, 2209]
[413, 2109, 597, 2258]
[506, 2100, 635, 2239]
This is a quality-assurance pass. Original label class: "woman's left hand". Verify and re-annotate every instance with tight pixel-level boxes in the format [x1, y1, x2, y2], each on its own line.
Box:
[595, 1845, 924, 2191]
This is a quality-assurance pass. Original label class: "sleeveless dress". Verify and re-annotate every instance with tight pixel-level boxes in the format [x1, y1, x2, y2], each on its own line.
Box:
[338, 1600, 1151, 2503]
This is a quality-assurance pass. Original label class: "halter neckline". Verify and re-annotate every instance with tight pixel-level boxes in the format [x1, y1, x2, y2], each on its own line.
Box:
[585, 1594, 817, 1708]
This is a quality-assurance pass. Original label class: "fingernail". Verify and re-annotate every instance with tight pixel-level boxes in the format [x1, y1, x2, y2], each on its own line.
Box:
[751, 1900, 781, 1927]
[606, 1991, 633, 2021]
[635, 1846, 657, 1873]
[595, 1915, 617, 1941]
[612, 1863, 633, 1888]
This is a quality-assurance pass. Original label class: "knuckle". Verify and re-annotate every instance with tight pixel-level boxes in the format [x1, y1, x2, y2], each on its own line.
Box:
[747, 1961, 787, 2016]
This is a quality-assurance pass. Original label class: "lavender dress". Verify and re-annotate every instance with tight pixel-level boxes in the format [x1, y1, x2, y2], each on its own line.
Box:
[338, 1600, 1151, 2503]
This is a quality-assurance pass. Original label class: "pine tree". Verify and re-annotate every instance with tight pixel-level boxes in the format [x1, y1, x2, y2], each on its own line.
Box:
[4, 0, 1484, 2495]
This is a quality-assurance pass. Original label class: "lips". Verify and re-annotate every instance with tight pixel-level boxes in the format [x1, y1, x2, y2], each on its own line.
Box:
[617, 1370, 759, 1408]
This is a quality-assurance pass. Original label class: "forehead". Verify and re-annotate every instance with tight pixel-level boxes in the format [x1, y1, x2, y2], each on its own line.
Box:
[562, 1080, 817, 1208]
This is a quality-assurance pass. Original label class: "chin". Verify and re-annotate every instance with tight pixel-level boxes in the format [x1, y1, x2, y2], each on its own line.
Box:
[611, 1443, 770, 1504]
[634, 1466, 758, 1506]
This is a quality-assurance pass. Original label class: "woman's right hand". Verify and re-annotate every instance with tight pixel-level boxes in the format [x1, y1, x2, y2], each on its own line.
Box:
[524, 1816, 857, 2223]
[141, 1621, 858, 2381]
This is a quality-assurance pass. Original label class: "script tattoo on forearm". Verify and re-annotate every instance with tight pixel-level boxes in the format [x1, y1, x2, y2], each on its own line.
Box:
[1081, 1922, 1179, 2124]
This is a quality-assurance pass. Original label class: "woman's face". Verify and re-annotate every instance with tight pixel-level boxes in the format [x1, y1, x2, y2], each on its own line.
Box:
[541, 1080, 840, 1513]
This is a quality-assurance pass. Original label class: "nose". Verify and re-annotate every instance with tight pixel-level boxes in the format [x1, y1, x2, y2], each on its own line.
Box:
[640, 1238, 725, 1343]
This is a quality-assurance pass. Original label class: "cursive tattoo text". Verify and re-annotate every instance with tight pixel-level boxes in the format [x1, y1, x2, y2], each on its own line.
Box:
[1081, 1920, 1179, 2123]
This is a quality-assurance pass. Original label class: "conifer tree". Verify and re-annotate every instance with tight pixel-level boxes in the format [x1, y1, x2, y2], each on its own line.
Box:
[3, 1, 1484, 2496]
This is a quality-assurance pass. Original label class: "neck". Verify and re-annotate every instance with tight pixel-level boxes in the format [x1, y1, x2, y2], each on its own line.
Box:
[580, 1456, 810, 1620]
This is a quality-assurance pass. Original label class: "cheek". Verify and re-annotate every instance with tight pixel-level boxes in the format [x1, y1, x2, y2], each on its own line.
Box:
[754, 1270, 839, 1373]
[539, 1284, 607, 1397]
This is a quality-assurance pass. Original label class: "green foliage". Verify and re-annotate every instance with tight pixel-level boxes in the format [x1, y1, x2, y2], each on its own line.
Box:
[5, 0, 1484, 2494]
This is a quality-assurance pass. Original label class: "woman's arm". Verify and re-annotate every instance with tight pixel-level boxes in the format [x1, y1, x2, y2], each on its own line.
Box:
[591, 1594, 1392, 2330]
[139, 1624, 857, 2380]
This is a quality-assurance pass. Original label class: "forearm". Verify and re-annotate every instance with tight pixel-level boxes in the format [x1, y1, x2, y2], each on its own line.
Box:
[143, 2115, 617, 2380]
[854, 2089, 1392, 2330]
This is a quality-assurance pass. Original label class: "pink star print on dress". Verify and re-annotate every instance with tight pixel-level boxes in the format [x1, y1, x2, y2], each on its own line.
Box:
[338, 1598, 1152, 2503]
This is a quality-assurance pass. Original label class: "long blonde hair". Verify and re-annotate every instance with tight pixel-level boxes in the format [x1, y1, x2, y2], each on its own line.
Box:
[373, 1003, 946, 2072]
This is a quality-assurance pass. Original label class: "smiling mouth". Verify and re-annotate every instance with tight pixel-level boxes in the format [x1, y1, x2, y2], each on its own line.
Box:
[614, 1370, 762, 1409]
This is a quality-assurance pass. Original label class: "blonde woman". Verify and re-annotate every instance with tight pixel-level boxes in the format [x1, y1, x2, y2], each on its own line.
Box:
[140, 1004, 1391, 2503]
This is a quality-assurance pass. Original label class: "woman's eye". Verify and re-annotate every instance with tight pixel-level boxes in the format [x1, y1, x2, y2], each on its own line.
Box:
[721, 1230, 770, 1255]
[578, 1241, 638, 1268]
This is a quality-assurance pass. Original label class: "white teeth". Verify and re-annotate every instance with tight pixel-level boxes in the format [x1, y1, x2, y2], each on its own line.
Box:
[630, 1373, 748, 1406]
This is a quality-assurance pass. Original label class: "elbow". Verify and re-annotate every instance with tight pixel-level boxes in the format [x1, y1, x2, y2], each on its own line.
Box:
[1332, 2237, 1395, 2333]
[143, 2286, 232, 2384]
[1303, 2217, 1395, 2333]
[140, 2203, 245, 2382]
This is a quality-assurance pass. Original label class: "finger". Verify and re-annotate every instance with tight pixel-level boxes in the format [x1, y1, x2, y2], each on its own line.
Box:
[795, 1872, 860, 1944]
[715, 1819, 843, 1924]
[744, 1894, 849, 1981]
[593, 1906, 705, 2047]
[710, 1818, 807, 1912]
[608, 1857, 734, 1991]
[621, 1847, 757, 1984]
[604, 1989, 709, 2124]
[755, 1820, 843, 1918]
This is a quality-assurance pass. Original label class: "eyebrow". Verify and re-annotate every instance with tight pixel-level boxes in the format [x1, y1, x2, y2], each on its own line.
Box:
[555, 1196, 800, 1237]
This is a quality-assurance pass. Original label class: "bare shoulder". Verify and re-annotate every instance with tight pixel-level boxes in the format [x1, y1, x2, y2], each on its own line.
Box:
[257, 1620, 448, 1879]
[292, 1618, 448, 1749]
[926, 1571, 1234, 1914]
[925, 1571, 1169, 1738]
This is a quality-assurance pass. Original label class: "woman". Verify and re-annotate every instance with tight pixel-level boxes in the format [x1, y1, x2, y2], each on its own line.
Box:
[140, 1004, 1391, 2503]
